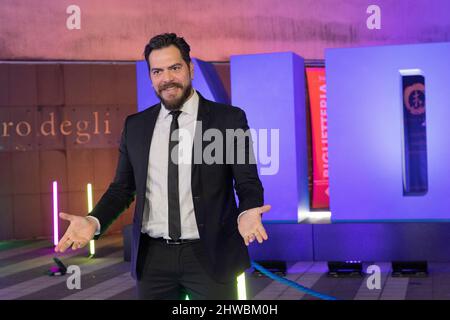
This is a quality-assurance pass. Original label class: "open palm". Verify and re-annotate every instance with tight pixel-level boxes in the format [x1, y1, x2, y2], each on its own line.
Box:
[238, 204, 271, 246]
[54, 212, 97, 253]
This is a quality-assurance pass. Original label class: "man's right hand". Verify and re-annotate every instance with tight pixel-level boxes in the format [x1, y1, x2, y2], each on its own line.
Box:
[54, 212, 97, 253]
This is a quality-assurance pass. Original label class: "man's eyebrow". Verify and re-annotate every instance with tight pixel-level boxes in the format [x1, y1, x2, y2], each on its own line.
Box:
[150, 63, 182, 72]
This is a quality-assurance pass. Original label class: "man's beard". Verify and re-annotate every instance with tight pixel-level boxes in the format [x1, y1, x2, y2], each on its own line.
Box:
[155, 81, 193, 111]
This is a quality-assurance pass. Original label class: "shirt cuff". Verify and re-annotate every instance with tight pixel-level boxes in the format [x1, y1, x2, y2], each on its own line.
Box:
[86, 216, 101, 235]
[237, 210, 247, 224]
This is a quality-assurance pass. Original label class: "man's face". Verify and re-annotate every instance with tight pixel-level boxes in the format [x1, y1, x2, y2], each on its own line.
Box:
[148, 45, 194, 110]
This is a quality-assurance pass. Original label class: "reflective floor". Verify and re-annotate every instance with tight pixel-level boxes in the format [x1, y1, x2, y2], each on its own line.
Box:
[1, 235, 449, 300]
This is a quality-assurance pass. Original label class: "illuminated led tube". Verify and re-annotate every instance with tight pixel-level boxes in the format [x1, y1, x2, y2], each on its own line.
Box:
[237, 272, 247, 300]
[52, 181, 59, 246]
[87, 183, 95, 256]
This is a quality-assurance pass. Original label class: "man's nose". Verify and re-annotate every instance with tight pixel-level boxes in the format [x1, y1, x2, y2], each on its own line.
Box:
[161, 69, 175, 82]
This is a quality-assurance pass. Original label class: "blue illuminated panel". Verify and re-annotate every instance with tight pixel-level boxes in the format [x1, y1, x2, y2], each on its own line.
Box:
[136, 60, 159, 112]
[231, 52, 308, 222]
[326, 42, 450, 222]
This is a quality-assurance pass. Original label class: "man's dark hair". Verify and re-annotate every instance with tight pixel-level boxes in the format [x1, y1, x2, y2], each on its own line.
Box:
[144, 33, 191, 71]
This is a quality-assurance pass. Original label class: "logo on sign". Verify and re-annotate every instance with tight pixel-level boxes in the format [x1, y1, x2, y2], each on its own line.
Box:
[404, 83, 425, 115]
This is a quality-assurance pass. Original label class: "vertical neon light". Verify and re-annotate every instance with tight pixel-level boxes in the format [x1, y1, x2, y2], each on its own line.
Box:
[237, 272, 247, 300]
[87, 183, 95, 255]
[52, 181, 59, 246]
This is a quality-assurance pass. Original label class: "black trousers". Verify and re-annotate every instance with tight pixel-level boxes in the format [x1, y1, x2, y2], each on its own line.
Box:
[136, 234, 238, 300]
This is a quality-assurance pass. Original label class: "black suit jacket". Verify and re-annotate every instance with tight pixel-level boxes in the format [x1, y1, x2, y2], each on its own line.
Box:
[89, 92, 264, 282]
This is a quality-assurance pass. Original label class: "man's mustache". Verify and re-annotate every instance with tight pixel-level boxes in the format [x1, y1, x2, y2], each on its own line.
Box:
[159, 82, 183, 92]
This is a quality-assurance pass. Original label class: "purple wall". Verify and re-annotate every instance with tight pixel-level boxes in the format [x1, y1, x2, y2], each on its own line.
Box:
[2, 1, 450, 61]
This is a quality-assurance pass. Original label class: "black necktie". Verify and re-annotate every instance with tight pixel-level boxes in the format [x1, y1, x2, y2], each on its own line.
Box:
[168, 110, 182, 241]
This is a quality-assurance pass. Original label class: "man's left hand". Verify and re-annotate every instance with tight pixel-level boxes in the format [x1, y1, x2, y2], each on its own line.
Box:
[238, 204, 271, 246]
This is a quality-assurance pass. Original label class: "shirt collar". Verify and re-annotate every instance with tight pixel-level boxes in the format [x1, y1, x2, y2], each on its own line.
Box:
[161, 89, 199, 119]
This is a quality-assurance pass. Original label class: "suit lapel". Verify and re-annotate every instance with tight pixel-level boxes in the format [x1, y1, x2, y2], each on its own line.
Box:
[139, 104, 161, 194]
[191, 94, 211, 225]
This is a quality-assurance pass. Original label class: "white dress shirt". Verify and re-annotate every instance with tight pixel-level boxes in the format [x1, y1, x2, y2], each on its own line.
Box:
[141, 90, 200, 239]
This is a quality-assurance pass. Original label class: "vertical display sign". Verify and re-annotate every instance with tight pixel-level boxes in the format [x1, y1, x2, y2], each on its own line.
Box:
[400, 70, 428, 195]
[306, 67, 329, 209]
